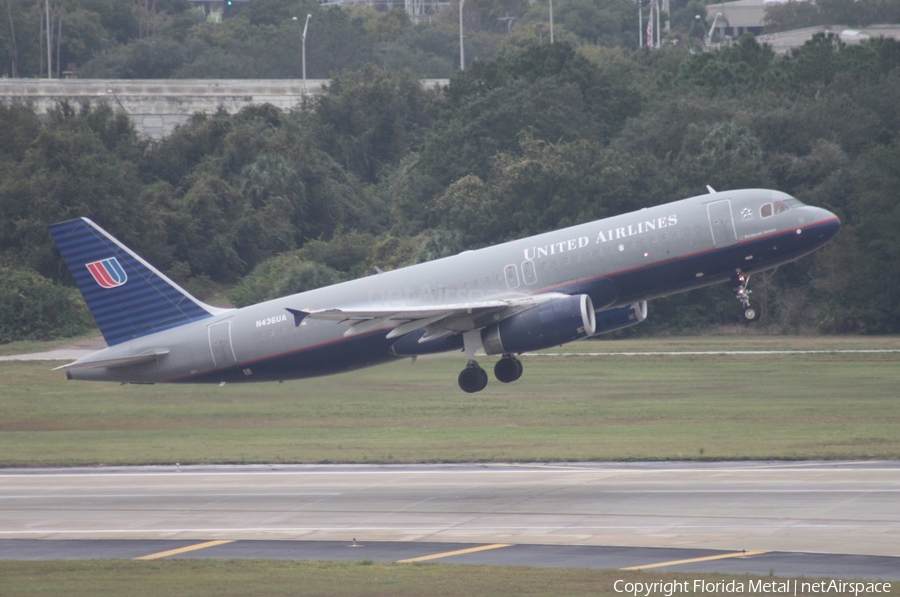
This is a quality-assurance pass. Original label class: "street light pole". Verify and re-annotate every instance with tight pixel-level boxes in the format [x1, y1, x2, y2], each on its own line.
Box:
[459, 0, 465, 70]
[302, 13, 311, 93]
[549, 0, 554, 44]
[294, 15, 312, 93]
[45, 0, 52, 79]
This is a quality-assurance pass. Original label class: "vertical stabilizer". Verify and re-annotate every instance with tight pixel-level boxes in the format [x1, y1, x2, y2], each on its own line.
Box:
[49, 218, 221, 346]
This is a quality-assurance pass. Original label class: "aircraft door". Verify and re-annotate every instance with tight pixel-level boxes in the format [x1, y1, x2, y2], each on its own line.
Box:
[504, 264, 520, 289]
[707, 200, 738, 247]
[521, 260, 537, 285]
[208, 320, 237, 369]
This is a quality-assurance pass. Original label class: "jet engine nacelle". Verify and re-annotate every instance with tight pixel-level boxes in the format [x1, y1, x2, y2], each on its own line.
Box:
[594, 301, 648, 334]
[481, 294, 596, 355]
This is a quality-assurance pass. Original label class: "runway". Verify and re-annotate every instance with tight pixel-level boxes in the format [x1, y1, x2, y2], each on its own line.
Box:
[0, 461, 898, 578]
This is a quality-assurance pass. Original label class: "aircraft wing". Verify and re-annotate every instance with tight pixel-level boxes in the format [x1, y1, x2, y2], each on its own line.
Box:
[288, 294, 569, 343]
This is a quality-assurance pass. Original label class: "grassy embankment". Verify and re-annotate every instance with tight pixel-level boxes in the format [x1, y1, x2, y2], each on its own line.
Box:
[2, 335, 898, 466]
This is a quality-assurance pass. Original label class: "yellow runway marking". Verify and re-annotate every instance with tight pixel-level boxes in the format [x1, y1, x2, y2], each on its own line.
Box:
[621, 550, 767, 571]
[135, 540, 234, 560]
[398, 543, 512, 563]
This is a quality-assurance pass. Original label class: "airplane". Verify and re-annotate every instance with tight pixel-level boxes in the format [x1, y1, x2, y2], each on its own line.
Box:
[49, 187, 840, 393]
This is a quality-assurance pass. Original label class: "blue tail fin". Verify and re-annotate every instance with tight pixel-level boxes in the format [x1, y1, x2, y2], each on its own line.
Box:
[49, 217, 219, 346]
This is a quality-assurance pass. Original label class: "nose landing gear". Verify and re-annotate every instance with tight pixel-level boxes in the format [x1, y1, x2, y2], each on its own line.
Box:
[733, 271, 760, 322]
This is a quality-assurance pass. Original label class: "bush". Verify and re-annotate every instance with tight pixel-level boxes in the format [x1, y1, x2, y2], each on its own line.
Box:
[229, 254, 344, 307]
[0, 267, 93, 343]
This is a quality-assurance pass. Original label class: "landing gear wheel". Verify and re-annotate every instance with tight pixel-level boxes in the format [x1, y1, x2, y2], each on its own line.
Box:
[732, 270, 760, 323]
[458, 363, 488, 393]
[494, 356, 523, 383]
[743, 305, 761, 322]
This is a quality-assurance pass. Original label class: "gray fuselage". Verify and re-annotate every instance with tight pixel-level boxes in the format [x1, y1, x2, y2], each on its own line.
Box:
[67, 189, 840, 384]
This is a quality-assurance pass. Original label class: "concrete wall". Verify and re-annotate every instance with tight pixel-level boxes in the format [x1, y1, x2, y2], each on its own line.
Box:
[0, 79, 449, 139]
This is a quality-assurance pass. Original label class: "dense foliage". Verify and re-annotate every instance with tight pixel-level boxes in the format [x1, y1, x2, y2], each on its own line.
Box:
[10, 0, 898, 81]
[3, 3, 900, 340]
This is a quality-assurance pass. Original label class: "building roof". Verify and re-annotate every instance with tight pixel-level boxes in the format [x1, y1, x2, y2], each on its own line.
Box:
[758, 24, 900, 53]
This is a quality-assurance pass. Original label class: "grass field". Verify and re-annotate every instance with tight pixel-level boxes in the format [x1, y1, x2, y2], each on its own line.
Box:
[1, 335, 898, 466]
[0, 561, 856, 597]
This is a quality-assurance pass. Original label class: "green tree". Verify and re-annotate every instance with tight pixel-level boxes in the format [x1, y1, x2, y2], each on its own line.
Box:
[392, 42, 642, 232]
[0, 102, 41, 165]
[832, 140, 900, 332]
[0, 267, 92, 342]
[675, 120, 770, 191]
[229, 253, 343, 307]
[0, 101, 151, 278]
[313, 65, 432, 183]
[520, 0, 638, 48]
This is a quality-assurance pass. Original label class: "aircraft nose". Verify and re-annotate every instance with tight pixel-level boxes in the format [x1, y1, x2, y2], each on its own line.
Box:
[810, 207, 841, 243]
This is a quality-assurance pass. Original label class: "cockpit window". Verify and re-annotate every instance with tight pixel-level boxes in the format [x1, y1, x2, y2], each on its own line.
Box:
[761, 200, 795, 218]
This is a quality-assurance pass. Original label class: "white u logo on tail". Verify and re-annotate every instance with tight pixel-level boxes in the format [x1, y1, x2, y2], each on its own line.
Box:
[86, 257, 127, 289]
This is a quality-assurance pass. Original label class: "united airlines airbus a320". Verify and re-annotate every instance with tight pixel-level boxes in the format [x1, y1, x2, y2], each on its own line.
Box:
[50, 187, 840, 393]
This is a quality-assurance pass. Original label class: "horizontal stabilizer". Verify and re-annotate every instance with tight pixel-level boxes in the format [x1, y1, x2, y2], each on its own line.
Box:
[54, 349, 170, 371]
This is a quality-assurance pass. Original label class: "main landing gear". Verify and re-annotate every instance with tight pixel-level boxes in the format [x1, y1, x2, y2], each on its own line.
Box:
[457, 330, 523, 393]
[457, 355, 523, 393]
[732, 270, 760, 322]
[494, 354, 523, 383]
[458, 362, 488, 393]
